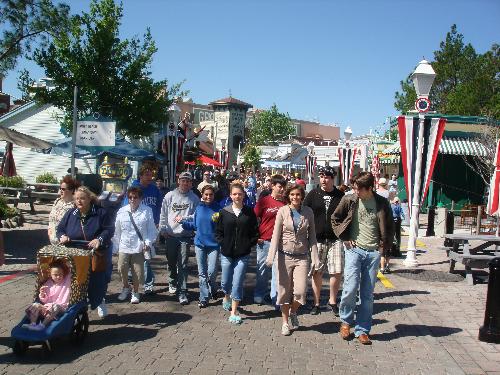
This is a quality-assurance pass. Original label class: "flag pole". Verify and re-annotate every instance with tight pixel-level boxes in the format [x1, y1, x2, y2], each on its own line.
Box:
[404, 113, 425, 268]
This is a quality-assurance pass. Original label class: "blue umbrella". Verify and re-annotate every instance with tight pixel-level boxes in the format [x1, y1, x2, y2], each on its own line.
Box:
[51, 137, 163, 161]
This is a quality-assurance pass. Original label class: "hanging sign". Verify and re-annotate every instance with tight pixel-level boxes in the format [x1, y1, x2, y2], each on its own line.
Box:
[76, 120, 116, 147]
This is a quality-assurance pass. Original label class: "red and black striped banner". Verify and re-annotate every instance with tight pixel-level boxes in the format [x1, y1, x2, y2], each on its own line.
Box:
[338, 147, 357, 185]
[305, 155, 316, 182]
[398, 116, 446, 214]
[162, 122, 185, 188]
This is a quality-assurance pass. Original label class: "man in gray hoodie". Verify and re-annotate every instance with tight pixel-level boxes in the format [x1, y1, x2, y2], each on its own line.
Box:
[160, 171, 199, 305]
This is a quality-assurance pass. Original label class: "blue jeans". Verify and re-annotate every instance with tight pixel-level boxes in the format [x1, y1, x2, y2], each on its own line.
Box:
[254, 241, 277, 302]
[340, 247, 381, 337]
[220, 254, 249, 302]
[166, 237, 191, 294]
[195, 246, 220, 303]
[144, 260, 155, 291]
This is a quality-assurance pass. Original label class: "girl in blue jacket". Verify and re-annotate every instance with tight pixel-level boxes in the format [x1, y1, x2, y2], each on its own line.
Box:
[182, 185, 221, 308]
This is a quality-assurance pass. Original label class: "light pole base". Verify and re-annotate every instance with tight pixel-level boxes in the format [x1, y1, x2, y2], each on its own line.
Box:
[404, 250, 419, 268]
[306, 183, 315, 193]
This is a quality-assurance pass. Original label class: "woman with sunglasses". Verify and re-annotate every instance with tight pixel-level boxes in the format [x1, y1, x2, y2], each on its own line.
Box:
[266, 184, 320, 335]
[48, 176, 80, 244]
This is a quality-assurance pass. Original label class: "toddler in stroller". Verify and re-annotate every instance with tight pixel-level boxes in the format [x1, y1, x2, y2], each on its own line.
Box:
[23, 259, 71, 331]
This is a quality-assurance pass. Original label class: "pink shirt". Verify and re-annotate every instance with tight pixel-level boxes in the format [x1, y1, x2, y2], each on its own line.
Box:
[39, 273, 71, 310]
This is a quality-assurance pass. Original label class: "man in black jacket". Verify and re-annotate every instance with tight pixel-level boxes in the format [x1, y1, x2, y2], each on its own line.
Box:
[303, 166, 344, 316]
[332, 172, 394, 345]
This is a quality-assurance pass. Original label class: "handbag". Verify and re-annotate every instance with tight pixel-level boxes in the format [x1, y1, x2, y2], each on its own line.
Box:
[128, 211, 156, 258]
[81, 220, 107, 273]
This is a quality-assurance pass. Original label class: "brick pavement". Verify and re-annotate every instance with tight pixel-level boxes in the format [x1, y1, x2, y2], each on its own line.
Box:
[0, 206, 499, 374]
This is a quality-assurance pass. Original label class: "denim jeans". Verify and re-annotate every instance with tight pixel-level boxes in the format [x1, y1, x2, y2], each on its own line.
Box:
[254, 241, 277, 302]
[144, 260, 155, 291]
[195, 245, 220, 303]
[339, 247, 381, 337]
[220, 254, 249, 301]
[166, 236, 191, 294]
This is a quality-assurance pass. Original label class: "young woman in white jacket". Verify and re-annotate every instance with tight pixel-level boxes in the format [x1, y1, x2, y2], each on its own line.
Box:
[113, 187, 158, 304]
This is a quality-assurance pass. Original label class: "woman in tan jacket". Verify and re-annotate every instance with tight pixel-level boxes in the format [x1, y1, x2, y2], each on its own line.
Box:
[266, 184, 320, 335]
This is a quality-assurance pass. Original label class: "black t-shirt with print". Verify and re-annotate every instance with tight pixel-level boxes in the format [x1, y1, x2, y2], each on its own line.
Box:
[303, 187, 344, 242]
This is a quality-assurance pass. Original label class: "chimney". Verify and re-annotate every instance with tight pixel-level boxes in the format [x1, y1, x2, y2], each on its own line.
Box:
[0, 76, 11, 115]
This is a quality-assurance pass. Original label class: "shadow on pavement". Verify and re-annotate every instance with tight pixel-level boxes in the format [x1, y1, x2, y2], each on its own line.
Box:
[373, 302, 416, 314]
[375, 290, 430, 300]
[370, 324, 462, 342]
[0, 312, 191, 364]
[89, 311, 191, 329]
[3, 229, 49, 265]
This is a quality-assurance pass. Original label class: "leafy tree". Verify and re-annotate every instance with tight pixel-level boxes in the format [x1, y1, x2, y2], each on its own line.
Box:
[16, 68, 35, 101]
[0, 0, 71, 76]
[242, 144, 261, 171]
[30, 0, 183, 137]
[394, 25, 499, 119]
[247, 104, 295, 146]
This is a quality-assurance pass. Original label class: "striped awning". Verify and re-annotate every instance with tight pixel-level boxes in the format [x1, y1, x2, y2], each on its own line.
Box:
[384, 137, 488, 157]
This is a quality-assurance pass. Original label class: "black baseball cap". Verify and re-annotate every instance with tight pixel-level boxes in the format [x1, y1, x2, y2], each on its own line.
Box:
[318, 166, 336, 177]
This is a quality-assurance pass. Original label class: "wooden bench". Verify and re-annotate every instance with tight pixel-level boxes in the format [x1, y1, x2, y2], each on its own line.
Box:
[30, 191, 59, 201]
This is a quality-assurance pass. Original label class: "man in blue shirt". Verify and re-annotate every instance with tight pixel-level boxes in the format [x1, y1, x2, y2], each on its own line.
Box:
[122, 164, 163, 294]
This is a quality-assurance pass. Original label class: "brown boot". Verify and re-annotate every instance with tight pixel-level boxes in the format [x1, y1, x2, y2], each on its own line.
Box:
[339, 323, 351, 340]
[357, 333, 372, 345]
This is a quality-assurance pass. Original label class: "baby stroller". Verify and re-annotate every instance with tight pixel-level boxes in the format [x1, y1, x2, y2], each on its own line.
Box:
[11, 243, 92, 356]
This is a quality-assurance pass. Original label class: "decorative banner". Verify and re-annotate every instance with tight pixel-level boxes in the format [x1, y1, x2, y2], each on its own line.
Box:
[305, 154, 316, 182]
[338, 147, 358, 185]
[487, 140, 500, 216]
[162, 122, 185, 188]
[370, 154, 380, 188]
[216, 147, 229, 169]
[398, 116, 446, 215]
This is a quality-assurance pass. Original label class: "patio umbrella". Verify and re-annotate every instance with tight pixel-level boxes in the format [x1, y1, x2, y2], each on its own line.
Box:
[0, 142, 16, 177]
[198, 155, 222, 167]
[487, 140, 500, 235]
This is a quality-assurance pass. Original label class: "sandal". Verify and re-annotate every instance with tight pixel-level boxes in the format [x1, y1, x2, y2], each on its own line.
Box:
[222, 299, 231, 311]
[228, 315, 242, 324]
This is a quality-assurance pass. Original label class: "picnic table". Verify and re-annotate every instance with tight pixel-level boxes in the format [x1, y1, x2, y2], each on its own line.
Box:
[444, 233, 500, 285]
[26, 183, 60, 201]
[0, 186, 35, 213]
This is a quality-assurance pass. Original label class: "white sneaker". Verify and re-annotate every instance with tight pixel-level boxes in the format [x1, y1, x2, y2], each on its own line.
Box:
[281, 323, 291, 336]
[130, 292, 140, 304]
[290, 313, 300, 330]
[118, 287, 130, 301]
[168, 285, 177, 295]
[97, 299, 108, 318]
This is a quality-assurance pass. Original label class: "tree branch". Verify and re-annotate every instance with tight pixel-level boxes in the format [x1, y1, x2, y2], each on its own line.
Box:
[0, 29, 47, 61]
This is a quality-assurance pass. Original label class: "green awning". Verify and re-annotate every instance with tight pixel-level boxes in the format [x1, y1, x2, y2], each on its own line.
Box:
[384, 137, 488, 157]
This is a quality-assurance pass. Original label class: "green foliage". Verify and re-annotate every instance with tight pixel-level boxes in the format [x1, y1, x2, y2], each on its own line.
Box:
[0, 175, 25, 187]
[30, 0, 184, 137]
[242, 145, 261, 170]
[17, 68, 35, 101]
[247, 104, 295, 146]
[0, 195, 17, 219]
[35, 171, 58, 183]
[0, 0, 71, 76]
[394, 25, 499, 118]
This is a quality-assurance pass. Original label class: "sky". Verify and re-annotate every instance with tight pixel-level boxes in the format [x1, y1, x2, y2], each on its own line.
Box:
[2, 0, 499, 137]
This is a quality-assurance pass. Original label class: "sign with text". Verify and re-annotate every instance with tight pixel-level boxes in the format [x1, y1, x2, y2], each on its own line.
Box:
[76, 120, 116, 147]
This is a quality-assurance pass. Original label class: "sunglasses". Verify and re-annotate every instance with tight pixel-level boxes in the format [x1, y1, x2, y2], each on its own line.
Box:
[60, 187, 68, 191]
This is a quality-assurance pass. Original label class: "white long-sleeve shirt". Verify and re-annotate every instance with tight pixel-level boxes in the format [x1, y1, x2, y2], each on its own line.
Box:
[113, 204, 158, 254]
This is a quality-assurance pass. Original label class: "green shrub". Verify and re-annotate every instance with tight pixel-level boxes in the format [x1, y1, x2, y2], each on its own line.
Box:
[0, 195, 18, 219]
[35, 172, 58, 184]
[0, 175, 25, 188]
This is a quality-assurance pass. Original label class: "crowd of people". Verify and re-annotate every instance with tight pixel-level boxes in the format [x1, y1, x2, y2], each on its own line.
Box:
[39, 163, 405, 344]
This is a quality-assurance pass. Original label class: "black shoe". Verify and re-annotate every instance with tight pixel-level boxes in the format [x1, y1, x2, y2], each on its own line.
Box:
[329, 303, 340, 317]
[198, 301, 208, 308]
[310, 305, 321, 315]
[212, 289, 225, 300]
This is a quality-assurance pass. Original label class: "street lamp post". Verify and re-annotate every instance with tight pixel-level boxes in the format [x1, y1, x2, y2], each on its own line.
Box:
[404, 59, 436, 268]
[306, 141, 315, 192]
[344, 126, 353, 144]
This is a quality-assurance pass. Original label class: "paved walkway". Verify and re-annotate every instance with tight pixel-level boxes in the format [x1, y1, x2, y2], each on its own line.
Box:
[0, 203, 499, 374]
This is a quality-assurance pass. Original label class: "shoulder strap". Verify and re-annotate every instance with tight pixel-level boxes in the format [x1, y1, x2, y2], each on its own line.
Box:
[128, 211, 144, 242]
